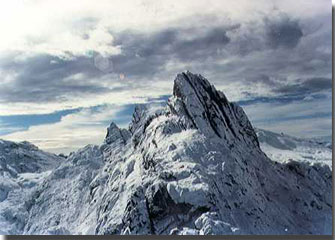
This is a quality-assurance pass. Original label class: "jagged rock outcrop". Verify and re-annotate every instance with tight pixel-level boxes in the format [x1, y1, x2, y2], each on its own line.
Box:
[0, 72, 332, 235]
[104, 122, 130, 146]
[170, 72, 259, 148]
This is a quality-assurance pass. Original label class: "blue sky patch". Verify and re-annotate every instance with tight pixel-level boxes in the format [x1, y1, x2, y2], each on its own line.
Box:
[0, 108, 80, 135]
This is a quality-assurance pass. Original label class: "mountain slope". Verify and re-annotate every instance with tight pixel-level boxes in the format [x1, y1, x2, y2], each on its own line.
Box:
[0, 140, 64, 234]
[256, 128, 332, 167]
[0, 71, 332, 235]
[23, 145, 104, 234]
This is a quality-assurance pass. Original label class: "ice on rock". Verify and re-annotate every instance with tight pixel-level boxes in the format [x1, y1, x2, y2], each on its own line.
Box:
[0, 71, 332, 235]
[167, 180, 210, 208]
[194, 212, 237, 234]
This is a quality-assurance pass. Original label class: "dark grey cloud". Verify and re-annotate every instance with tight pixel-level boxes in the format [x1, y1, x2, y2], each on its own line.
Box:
[173, 27, 232, 60]
[222, 14, 304, 57]
[274, 77, 331, 96]
[0, 83, 110, 103]
[205, 13, 330, 94]
[264, 15, 303, 49]
[0, 54, 111, 103]
[236, 75, 331, 107]
[244, 74, 278, 86]
[109, 26, 234, 77]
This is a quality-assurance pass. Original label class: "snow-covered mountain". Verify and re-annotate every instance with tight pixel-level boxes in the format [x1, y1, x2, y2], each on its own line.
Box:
[256, 128, 332, 168]
[0, 72, 332, 235]
[0, 140, 64, 234]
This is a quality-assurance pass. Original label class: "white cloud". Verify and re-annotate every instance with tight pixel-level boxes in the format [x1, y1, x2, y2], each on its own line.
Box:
[1, 104, 130, 154]
[0, 0, 329, 58]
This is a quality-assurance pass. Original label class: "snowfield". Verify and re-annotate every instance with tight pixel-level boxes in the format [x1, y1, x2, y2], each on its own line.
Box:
[0, 72, 332, 235]
[256, 128, 332, 168]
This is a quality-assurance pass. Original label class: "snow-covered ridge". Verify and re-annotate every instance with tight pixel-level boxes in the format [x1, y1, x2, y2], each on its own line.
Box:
[0, 71, 332, 235]
[0, 140, 64, 234]
[0, 139, 62, 174]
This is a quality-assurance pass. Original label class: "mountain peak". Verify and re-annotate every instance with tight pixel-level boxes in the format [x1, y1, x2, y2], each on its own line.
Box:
[170, 71, 259, 148]
[173, 71, 213, 98]
[104, 122, 130, 145]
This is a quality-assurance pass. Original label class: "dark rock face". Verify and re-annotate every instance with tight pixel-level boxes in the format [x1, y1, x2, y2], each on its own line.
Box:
[105, 122, 130, 145]
[171, 71, 260, 149]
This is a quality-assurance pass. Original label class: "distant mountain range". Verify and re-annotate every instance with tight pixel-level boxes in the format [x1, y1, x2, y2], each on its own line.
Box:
[256, 128, 331, 167]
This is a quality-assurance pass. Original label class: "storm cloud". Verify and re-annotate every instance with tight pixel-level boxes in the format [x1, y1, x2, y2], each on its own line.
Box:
[264, 15, 303, 49]
[274, 77, 332, 96]
[109, 26, 233, 77]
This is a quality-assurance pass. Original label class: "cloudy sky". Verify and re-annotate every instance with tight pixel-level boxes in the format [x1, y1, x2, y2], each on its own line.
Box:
[0, 0, 331, 154]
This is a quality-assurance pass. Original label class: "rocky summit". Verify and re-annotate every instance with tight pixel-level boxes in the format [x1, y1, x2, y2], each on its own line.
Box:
[0, 72, 332, 235]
